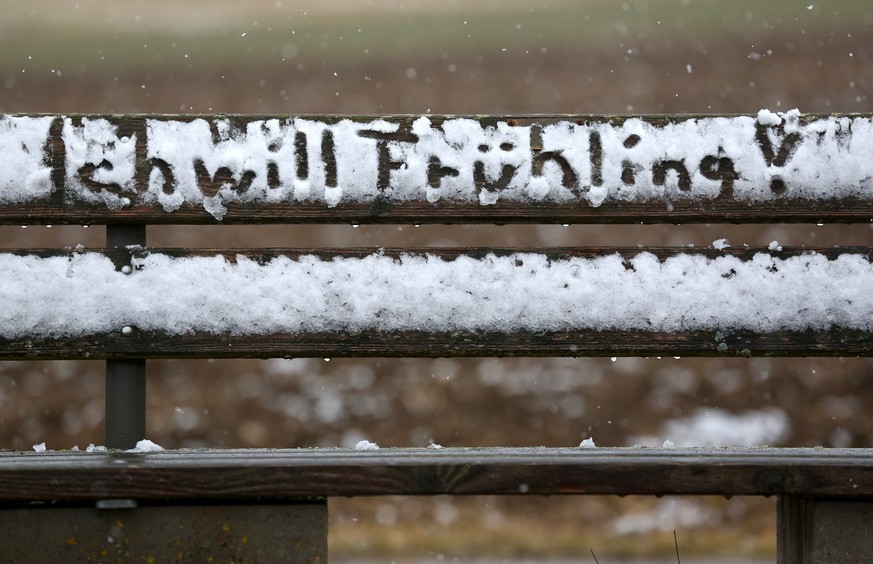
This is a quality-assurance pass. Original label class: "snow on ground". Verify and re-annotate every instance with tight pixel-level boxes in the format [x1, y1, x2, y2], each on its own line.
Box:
[628, 408, 790, 448]
[612, 498, 722, 535]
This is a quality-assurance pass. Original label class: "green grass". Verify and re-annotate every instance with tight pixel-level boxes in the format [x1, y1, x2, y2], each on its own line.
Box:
[1, 0, 870, 73]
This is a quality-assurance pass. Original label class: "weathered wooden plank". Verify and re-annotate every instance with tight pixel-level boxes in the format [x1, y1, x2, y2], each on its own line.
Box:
[1, 328, 871, 360]
[10, 244, 872, 261]
[1, 113, 871, 224]
[5, 198, 873, 225]
[2, 245, 869, 359]
[2, 448, 873, 502]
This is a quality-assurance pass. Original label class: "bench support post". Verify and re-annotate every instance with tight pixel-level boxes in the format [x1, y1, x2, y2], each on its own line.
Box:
[778, 495, 873, 563]
[105, 225, 147, 449]
[105, 359, 146, 450]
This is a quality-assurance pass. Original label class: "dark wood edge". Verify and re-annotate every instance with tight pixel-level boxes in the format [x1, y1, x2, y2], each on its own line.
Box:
[1, 447, 872, 501]
[4, 198, 873, 225]
[10, 112, 871, 125]
[2, 328, 872, 359]
[10, 245, 873, 261]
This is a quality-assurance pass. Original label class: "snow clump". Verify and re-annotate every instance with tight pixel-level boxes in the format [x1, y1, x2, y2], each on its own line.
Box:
[125, 439, 165, 453]
[355, 440, 380, 451]
[579, 437, 596, 448]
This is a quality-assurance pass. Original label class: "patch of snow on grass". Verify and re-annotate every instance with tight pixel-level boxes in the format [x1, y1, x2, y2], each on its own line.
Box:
[612, 499, 722, 535]
[629, 408, 790, 447]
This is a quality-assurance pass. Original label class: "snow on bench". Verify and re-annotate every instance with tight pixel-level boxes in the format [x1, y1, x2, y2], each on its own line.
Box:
[1, 247, 872, 340]
[1, 112, 872, 563]
[1, 111, 872, 357]
[1, 111, 872, 222]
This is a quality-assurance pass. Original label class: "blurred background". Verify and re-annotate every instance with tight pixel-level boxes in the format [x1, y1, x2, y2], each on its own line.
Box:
[1, 0, 871, 561]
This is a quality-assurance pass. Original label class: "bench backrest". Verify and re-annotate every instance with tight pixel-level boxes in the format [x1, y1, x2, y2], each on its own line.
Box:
[4, 109, 873, 564]
[1, 112, 871, 363]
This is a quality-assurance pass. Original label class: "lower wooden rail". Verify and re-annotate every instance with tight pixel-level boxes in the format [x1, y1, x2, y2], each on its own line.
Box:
[1, 447, 871, 501]
[2, 447, 872, 563]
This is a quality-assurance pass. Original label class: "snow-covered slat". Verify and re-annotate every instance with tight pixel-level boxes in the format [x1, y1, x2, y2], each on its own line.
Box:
[2, 112, 872, 224]
[1, 246, 870, 358]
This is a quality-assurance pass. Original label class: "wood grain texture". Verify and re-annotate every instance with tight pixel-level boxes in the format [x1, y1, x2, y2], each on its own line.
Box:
[1, 448, 873, 503]
[12, 244, 872, 261]
[6, 198, 873, 226]
[2, 327, 871, 360]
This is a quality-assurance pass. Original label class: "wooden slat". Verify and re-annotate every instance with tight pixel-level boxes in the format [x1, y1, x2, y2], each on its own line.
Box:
[1, 328, 871, 360]
[6, 198, 873, 226]
[2, 448, 873, 502]
[10, 244, 872, 261]
[1, 113, 871, 225]
[2, 245, 870, 360]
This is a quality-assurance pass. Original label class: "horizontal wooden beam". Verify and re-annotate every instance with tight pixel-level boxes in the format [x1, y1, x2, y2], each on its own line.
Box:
[2, 245, 870, 359]
[12, 244, 872, 261]
[2, 448, 873, 502]
[1, 113, 871, 225]
[5, 198, 873, 226]
[1, 327, 871, 360]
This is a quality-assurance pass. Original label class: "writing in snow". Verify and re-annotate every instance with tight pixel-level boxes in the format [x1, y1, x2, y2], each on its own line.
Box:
[1, 111, 872, 219]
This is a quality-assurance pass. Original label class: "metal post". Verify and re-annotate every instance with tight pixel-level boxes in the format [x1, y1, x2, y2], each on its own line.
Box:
[106, 224, 147, 449]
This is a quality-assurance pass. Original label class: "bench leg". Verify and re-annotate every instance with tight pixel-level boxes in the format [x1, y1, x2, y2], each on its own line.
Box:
[0, 501, 327, 562]
[778, 494, 873, 563]
[105, 224, 148, 450]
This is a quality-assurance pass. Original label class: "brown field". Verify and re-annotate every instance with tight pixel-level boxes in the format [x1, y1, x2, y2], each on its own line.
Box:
[1, 0, 872, 560]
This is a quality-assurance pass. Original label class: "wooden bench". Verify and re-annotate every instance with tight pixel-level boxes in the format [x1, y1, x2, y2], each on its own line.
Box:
[0, 111, 872, 562]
